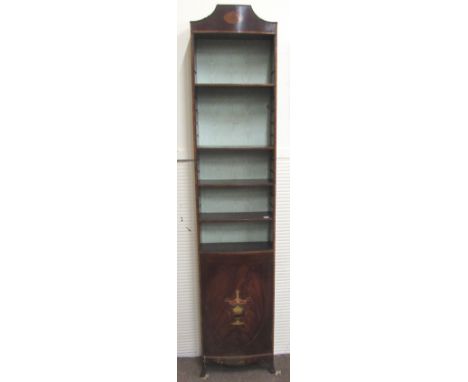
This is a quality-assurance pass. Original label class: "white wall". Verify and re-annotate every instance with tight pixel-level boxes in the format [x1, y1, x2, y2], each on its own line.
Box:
[177, 0, 290, 356]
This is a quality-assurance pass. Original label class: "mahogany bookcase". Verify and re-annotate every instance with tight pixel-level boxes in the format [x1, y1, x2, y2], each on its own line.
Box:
[190, 4, 277, 376]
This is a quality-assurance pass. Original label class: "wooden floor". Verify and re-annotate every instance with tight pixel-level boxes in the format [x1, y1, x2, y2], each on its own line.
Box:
[177, 354, 290, 382]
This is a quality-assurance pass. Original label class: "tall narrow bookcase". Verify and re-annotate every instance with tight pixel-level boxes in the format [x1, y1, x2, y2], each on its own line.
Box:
[190, 5, 277, 376]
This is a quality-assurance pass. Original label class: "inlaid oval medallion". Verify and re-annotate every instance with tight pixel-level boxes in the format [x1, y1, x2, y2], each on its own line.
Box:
[224, 11, 242, 24]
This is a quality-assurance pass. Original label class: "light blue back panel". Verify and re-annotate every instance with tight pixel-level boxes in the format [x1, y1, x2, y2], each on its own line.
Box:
[200, 188, 270, 213]
[197, 88, 272, 146]
[201, 222, 270, 243]
[199, 151, 271, 180]
[195, 39, 273, 84]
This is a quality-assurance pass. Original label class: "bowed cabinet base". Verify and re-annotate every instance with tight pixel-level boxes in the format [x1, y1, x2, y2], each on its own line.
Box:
[200, 354, 276, 378]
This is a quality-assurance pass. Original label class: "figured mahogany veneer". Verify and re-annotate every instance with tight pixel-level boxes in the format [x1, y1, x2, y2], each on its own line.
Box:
[191, 5, 277, 34]
[201, 253, 274, 356]
[190, 4, 277, 376]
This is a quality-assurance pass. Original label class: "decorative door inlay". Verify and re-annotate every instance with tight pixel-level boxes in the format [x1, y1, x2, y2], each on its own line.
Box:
[224, 289, 251, 326]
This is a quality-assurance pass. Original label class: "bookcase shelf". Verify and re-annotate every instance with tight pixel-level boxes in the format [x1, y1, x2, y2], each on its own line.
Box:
[200, 211, 272, 223]
[197, 146, 274, 152]
[198, 179, 273, 188]
[195, 83, 274, 89]
[200, 241, 273, 255]
[191, 4, 277, 375]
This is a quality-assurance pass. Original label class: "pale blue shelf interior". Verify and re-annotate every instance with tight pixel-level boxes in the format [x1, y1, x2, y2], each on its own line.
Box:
[198, 151, 272, 180]
[200, 188, 270, 214]
[195, 38, 273, 84]
[201, 222, 271, 244]
[195, 36, 274, 246]
[197, 88, 272, 147]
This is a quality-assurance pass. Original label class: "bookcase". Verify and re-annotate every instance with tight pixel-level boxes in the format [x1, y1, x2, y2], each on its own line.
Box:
[190, 5, 277, 376]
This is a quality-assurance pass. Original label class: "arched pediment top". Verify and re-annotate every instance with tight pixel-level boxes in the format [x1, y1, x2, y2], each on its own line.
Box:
[191, 4, 277, 34]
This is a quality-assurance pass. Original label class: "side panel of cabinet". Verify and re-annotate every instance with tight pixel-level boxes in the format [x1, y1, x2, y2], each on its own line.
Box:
[201, 253, 273, 357]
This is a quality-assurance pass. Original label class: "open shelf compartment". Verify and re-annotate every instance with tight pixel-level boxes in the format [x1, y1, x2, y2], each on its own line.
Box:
[200, 188, 272, 214]
[201, 221, 271, 244]
[198, 150, 272, 181]
[194, 36, 274, 85]
[196, 87, 274, 147]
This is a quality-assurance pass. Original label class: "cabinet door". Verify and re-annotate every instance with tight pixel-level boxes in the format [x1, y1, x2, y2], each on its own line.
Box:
[201, 253, 273, 356]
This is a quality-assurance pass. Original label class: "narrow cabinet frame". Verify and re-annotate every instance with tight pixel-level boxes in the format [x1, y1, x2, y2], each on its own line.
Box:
[190, 5, 277, 376]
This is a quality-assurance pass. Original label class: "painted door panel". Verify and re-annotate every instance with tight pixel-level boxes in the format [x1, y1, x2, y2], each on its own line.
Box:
[201, 253, 273, 356]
